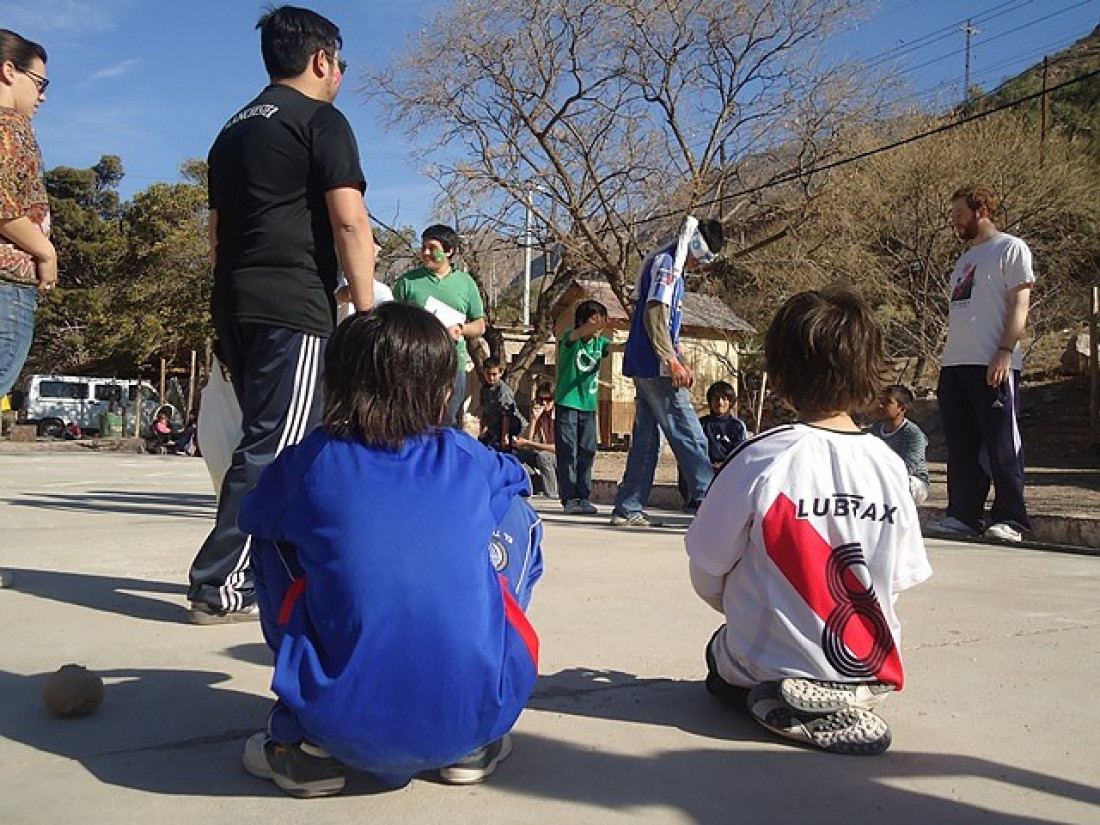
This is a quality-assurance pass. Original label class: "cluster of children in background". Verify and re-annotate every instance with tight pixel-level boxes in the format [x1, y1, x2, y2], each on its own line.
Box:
[480, 302, 930, 516]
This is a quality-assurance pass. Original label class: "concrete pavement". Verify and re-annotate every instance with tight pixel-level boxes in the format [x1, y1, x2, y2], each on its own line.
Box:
[1, 451, 1098, 824]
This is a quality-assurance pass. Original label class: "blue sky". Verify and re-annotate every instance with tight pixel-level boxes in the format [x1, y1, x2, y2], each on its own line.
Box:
[10, 0, 1099, 231]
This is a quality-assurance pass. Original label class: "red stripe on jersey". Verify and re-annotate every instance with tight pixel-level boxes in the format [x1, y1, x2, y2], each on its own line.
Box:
[278, 577, 307, 627]
[499, 574, 539, 666]
[762, 493, 903, 687]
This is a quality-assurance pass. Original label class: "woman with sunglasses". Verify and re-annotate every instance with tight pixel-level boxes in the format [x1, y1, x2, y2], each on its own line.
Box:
[0, 28, 55, 400]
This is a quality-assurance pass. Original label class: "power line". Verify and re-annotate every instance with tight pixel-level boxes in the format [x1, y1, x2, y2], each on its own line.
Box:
[634, 68, 1100, 231]
[867, 0, 1094, 85]
[858, 0, 1038, 70]
[458, 66, 1100, 253]
[887, 31, 1086, 112]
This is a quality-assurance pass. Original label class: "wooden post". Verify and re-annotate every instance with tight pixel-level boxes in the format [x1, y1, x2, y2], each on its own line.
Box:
[159, 357, 167, 406]
[1090, 286, 1099, 446]
[755, 371, 768, 434]
[186, 349, 197, 415]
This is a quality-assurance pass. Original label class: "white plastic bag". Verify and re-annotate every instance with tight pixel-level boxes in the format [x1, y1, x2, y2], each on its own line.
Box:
[197, 357, 243, 496]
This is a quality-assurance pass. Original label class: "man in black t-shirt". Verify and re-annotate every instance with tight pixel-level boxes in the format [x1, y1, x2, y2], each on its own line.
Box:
[188, 6, 376, 624]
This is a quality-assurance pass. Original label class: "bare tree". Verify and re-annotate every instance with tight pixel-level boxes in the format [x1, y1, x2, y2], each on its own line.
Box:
[366, 0, 880, 380]
[732, 109, 1100, 386]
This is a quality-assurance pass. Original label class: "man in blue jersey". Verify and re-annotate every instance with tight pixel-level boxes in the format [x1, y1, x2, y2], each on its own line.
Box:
[611, 216, 724, 527]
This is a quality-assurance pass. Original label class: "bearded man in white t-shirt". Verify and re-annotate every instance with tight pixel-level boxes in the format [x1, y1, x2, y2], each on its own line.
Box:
[926, 185, 1035, 544]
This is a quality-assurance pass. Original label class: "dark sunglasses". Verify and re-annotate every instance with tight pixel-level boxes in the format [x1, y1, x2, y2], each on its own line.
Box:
[17, 66, 49, 93]
[537, 396, 553, 403]
[326, 52, 347, 75]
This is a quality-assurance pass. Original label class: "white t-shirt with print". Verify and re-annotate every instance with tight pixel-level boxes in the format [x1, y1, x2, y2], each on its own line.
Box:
[942, 232, 1035, 370]
[686, 424, 932, 689]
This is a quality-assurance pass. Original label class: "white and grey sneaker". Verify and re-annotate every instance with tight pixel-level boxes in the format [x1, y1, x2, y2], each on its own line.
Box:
[747, 683, 891, 756]
[439, 735, 513, 785]
[779, 678, 895, 714]
[984, 522, 1023, 543]
[242, 732, 346, 798]
[575, 499, 598, 515]
[923, 516, 979, 539]
[609, 511, 662, 528]
[188, 601, 260, 625]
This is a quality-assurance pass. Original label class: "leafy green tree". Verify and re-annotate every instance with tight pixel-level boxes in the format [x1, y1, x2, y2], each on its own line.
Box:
[27, 156, 127, 374]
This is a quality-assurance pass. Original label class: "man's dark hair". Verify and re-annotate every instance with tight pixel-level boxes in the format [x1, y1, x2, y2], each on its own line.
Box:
[706, 380, 736, 405]
[764, 287, 885, 416]
[482, 356, 502, 370]
[421, 224, 460, 254]
[322, 303, 456, 449]
[883, 384, 915, 409]
[256, 5, 341, 80]
[698, 219, 725, 255]
[536, 381, 554, 398]
[574, 299, 608, 329]
[0, 29, 48, 69]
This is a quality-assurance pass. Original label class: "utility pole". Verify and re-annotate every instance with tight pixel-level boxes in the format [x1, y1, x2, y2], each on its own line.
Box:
[1040, 56, 1050, 168]
[522, 187, 533, 327]
[961, 20, 979, 101]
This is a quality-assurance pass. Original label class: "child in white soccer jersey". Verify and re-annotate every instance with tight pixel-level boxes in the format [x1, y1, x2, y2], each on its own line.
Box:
[685, 288, 931, 755]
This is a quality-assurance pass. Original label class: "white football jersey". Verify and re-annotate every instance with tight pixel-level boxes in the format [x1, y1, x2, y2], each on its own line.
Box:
[686, 424, 932, 689]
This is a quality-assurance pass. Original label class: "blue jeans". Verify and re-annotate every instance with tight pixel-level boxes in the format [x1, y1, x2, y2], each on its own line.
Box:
[613, 376, 714, 516]
[447, 363, 467, 429]
[555, 406, 598, 502]
[0, 281, 37, 398]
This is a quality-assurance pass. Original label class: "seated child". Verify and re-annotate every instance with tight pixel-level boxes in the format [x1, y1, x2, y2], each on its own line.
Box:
[678, 380, 748, 505]
[479, 356, 526, 451]
[686, 288, 931, 756]
[512, 381, 559, 499]
[238, 302, 543, 797]
[871, 385, 930, 504]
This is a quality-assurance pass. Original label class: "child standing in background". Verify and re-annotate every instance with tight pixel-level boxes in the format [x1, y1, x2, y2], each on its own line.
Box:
[555, 300, 613, 515]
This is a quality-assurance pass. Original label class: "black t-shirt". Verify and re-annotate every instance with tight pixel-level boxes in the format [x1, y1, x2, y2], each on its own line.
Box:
[208, 84, 366, 336]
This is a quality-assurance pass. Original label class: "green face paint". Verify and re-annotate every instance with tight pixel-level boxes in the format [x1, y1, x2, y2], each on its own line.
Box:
[431, 248, 448, 262]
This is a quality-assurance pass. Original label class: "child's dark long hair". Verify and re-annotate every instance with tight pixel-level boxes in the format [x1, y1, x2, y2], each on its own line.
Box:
[323, 302, 457, 448]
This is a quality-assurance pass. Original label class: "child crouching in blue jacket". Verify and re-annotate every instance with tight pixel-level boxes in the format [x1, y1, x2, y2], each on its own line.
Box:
[239, 302, 543, 797]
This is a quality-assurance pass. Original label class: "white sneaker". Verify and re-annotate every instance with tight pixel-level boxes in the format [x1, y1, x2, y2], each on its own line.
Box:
[985, 522, 1023, 543]
[924, 516, 978, 539]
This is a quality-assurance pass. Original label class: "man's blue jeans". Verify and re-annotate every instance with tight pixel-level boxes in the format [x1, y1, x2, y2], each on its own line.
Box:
[613, 376, 713, 516]
[0, 281, 37, 398]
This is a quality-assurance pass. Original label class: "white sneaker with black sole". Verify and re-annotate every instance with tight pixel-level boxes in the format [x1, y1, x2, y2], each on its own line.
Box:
[779, 678, 894, 714]
[747, 682, 892, 756]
